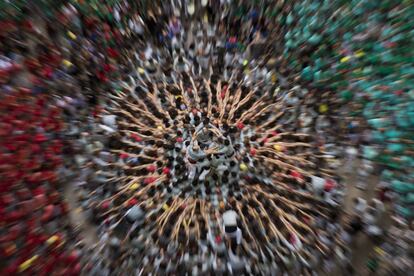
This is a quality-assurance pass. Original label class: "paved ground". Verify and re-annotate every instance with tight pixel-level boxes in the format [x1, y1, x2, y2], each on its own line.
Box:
[64, 181, 98, 246]
[335, 159, 392, 276]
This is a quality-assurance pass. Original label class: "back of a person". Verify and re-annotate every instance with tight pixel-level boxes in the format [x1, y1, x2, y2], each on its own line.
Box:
[222, 209, 238, 229]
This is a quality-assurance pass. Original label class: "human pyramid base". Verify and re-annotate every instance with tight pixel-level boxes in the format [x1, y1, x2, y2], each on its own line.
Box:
[78, 14, 347, 274]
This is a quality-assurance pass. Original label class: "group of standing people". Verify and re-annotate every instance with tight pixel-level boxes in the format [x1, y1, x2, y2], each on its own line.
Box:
[76, 1, 351, 275]
[0, 0, 412, 275]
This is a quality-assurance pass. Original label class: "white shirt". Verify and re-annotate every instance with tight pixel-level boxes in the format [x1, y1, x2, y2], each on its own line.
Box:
[354, 198, 367, 214]
[225, 227, 242, 245]
[311, 175, 325, 193]
[346, 146, 358, 156]
[372, 198, 385, 218]
[223, 210, 238, 226]
[114, 8, 120, 22]
[144, 46, 153, 60]
[102, 115, 117, 129]
[224, 53, 233, 66]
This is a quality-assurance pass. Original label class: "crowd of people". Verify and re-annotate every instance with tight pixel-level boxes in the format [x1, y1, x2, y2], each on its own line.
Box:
[280, 0, 414, 220]
[0, 0, 412, 275]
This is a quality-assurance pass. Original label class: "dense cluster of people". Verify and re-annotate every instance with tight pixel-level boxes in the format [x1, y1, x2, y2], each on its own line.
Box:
[0, 87, 85, 275]
[379, 217, 414, 274]
[0, 1, 138, 274]
[0, 0, 412, 275]
[280, 0, 414, 219]
[74, 2, 354, 275]
[279, 0, 414, 272]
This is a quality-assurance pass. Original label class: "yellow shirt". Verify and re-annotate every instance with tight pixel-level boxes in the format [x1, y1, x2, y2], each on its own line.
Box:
[18, 255, 38, 272]
[319, 104, 328, 113]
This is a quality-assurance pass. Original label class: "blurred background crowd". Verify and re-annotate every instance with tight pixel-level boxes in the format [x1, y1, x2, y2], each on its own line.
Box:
[0, 0, 413, 275]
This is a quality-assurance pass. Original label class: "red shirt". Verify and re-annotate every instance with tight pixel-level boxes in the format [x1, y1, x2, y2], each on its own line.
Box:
[42, 66, 53, 79]
[107, 47, 118, 59]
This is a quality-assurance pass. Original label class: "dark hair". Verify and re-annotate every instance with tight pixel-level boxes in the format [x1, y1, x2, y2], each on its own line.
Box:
[176, 157, 184, 164]
[184, 115, 190, 124]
